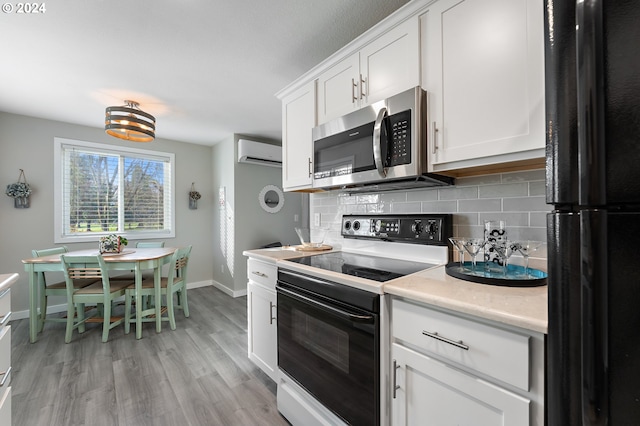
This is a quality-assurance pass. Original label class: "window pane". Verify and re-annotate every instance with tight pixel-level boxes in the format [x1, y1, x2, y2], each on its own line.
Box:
[55, 138, 174, 242]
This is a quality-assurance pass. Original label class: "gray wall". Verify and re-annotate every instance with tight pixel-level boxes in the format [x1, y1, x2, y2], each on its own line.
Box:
[212, 135, 303, 295]
[1, 111, 214, 316]
[311, 169, 551, 255]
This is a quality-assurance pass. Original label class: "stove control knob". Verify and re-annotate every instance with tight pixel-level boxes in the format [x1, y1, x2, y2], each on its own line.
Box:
[344, 220, 352, 231]
[353, 221, 361, 231]
[374, 219, 382, 233]
[427, 221, 438, 235]
[411, 221, 423, 235]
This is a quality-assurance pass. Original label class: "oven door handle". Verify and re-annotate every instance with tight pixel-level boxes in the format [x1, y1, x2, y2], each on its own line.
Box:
[276, 285, 375, 324]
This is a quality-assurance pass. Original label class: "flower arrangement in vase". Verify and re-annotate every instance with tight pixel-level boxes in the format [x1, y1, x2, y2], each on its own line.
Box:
[99, 234, 129, 254]
[189, 182, 201, 210]
[5, 169, 32, 208]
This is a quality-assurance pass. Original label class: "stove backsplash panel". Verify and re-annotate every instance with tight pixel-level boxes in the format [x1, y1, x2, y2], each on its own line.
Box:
[311, 169, 550, 261]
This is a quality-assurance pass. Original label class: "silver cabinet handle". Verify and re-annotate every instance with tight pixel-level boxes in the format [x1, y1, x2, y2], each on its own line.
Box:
[0, 366, 11, 387]
[360, 74, 367, 99]
[269, 301, 276, 325]
[0, 311, 10, 326]
[422, 330, 469, 351]
[432, 121, 439, 154]
[308, 157, 312, 178]
[251, 271, 268, 279]
[351, 78, 358, 103]
[392, 359, 400, 399]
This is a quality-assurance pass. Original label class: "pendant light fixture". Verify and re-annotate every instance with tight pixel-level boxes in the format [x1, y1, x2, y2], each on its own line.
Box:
[105, 100, 156, 142]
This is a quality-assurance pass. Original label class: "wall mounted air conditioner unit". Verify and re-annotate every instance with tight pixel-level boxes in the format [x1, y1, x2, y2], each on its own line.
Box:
[237, 139, 282, 168]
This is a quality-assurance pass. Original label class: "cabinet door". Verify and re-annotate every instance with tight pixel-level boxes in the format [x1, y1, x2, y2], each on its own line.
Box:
[392, 343, 530, 426]
[247, 282, 277, 381]
[282, 81, 315, 191]
[317, 53, 360, 124]
[424, 0, 545, 171]
[361, 16, 420, 107]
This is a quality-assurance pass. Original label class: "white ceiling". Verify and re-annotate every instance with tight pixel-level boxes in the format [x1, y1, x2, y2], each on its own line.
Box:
[0, 0, 410, 146]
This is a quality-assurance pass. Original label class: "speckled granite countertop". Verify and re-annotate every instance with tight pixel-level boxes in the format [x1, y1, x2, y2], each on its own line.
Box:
[243, 248, 548, 334]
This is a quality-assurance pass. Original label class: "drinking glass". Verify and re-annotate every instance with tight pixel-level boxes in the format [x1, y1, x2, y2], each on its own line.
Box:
[513, 240, 544, 276]
[463, 238, 486, 272]
[489, 239, 517, 276]
[448, 237, 467, 269]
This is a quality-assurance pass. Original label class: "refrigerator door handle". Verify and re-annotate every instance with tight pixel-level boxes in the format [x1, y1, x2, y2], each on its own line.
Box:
[576, 0, 607, 206]
[580, 210, 609, 425]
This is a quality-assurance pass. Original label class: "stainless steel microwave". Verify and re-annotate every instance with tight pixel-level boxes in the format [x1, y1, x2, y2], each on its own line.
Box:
[311, 86, 453, 191]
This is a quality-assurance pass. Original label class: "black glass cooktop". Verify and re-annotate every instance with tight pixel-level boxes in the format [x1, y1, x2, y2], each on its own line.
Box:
[287, 252, 437, 282]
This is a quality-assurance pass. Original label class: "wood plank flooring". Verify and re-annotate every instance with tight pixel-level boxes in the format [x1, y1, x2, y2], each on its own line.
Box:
[11, 286, 290, 426]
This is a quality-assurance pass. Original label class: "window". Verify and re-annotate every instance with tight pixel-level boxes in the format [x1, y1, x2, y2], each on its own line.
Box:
[54, 138, 175, 242]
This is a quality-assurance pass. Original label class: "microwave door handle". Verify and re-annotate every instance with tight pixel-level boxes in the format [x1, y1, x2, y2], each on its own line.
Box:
[373, 106, 388, 177]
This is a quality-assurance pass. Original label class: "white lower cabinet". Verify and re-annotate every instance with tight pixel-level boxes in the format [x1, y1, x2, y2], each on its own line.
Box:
[0, 288, 11, 426]
[247, 258, 278, 381]
[391, 298, 544, 426]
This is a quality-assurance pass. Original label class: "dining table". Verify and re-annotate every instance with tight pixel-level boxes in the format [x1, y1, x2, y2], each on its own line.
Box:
[22, 247, 177, 342]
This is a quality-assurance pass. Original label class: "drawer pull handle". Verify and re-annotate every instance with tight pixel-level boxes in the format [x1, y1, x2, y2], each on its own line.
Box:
[392, 359, 400, 399]
[0, 366, 11, 387]
[0, 311, 10, 326]
[269, 301, 276, 325]
[422, 330, 469, 351]
[251, 271, 268, 279]
[0, 289, 9, 299]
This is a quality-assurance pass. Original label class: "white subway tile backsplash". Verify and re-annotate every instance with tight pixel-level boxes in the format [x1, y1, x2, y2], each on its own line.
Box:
[479, 183, 528, 198]
[310, 168, 550, 245]
[438, 186, 478, 200]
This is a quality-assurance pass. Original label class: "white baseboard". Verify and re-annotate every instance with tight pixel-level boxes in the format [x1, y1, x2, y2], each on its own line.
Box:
[211, 279, 247, 298]
[10, 280, 220, 321]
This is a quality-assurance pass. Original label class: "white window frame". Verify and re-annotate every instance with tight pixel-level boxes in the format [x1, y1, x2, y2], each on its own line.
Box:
[54, 137, 176, 243]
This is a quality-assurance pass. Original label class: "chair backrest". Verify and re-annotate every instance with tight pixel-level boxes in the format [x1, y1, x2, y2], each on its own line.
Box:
[60, 254, 109, 295]
[32, 246, 68, 258]
[32, 246, 69, 285]
[136, 241, 165, 248]
[170, 246, 192, 284]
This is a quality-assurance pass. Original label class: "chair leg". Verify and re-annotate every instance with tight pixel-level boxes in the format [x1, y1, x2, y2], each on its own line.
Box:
[181, 288, 190, 318]
[167, 291, 176, 330]
[65, 303, 75, 344]
[101, 301, 111, 343]
[78, 303, 85, 333]
[38, 290, 47, 333]
[124, 291, 132, 334]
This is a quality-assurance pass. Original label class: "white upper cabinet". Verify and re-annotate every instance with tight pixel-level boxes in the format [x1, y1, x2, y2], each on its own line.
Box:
[281, 81, 316, 191]
[317, 16, 420, 125]
[423, 0, 545, 172]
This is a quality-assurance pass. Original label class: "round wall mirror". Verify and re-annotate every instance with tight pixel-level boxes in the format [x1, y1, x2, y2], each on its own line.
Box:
[258, 185, 284, 213]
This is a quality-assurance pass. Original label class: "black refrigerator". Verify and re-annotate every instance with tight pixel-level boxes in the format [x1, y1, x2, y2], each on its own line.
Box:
[545, 0, 640, 425]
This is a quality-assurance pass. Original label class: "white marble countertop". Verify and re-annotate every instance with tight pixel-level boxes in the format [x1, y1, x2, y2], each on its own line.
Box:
[243, 248, 548, 334]
[0, 273, 19, 293]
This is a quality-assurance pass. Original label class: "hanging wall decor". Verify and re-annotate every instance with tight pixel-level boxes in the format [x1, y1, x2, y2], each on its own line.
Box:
[5, 169, 32, 208]
[189, 182, 201, 209]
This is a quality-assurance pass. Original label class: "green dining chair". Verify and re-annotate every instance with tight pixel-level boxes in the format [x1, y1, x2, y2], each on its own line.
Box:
[60, 254, 132, 343]
[32, 246, 98, 333]
[124, 245, 192, 333]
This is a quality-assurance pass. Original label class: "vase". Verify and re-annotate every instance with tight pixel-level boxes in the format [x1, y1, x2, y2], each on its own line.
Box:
[189, 198, 198, 210]
[14, 196, 30, 208]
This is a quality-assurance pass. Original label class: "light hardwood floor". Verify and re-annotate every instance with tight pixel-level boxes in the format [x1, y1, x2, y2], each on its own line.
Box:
[11, 286, 290, 426]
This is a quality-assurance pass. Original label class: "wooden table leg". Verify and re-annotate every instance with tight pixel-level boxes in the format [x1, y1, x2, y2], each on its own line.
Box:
[28, 264, 37, 343]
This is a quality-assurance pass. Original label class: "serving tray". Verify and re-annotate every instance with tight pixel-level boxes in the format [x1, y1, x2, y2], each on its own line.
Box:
[445, 261, 547, 287]
[293, 244, 332, 252]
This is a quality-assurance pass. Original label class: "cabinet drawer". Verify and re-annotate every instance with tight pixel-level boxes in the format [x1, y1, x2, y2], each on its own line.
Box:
[0, 325, 10, 390]
[247, 258, 277, 290]
[0, 385, 11, 426]
[0, 288, 10, 326]
[392, 298, 530, 391]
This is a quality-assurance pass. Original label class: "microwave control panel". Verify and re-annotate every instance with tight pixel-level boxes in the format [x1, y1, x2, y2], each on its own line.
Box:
[341, 214, 452, 246]
[387, 109, 412, 167]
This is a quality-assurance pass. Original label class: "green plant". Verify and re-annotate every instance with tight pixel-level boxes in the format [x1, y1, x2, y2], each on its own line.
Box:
[5, 182, 32, 198]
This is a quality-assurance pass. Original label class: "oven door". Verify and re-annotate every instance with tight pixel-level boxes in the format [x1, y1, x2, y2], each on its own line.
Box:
[276, 282, 379, 426]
